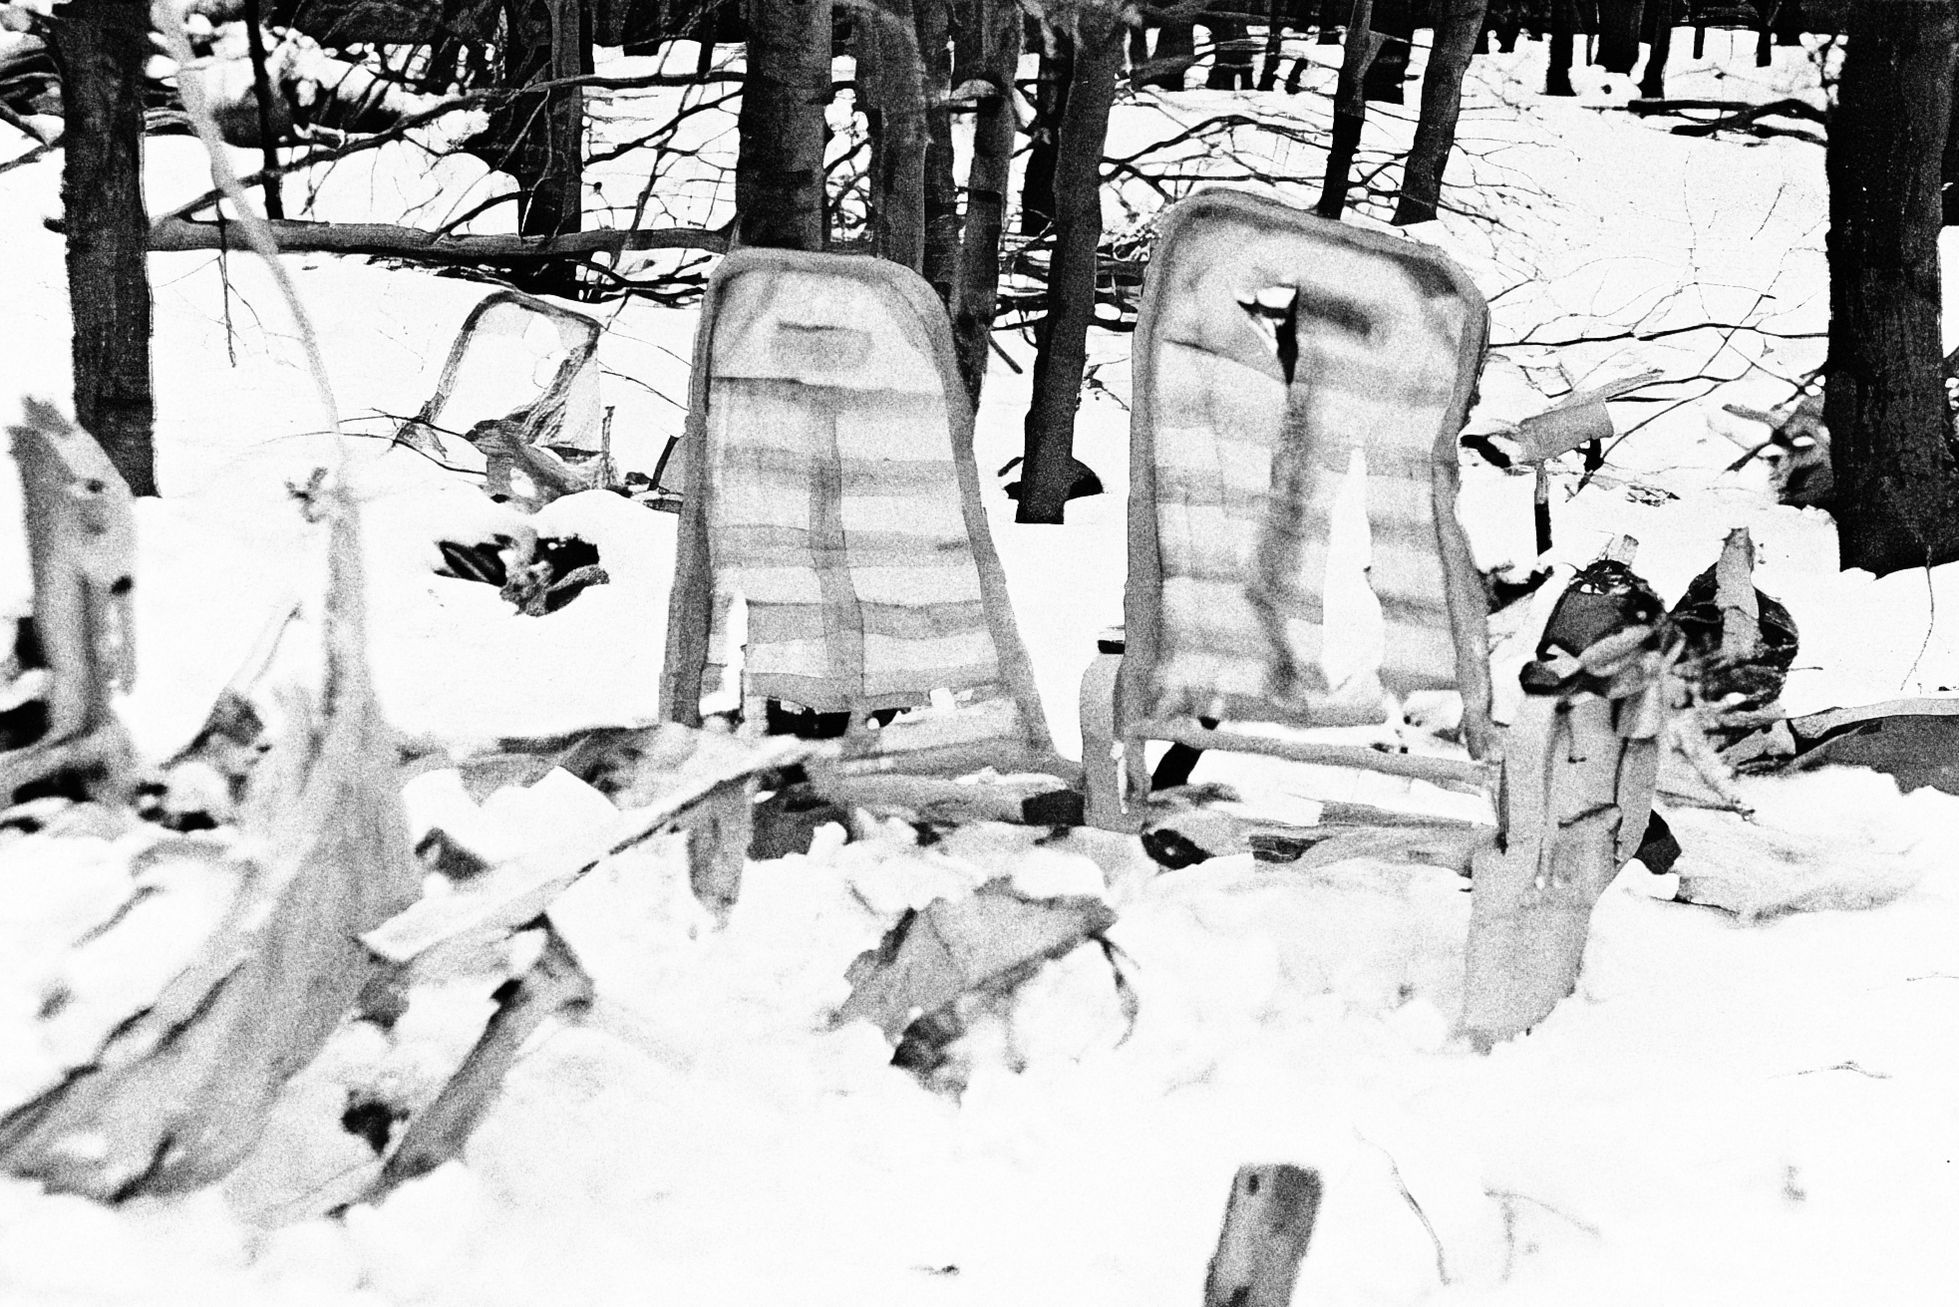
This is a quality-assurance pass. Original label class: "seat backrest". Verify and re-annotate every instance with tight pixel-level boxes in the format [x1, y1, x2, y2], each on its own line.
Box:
[662, 249, 1058, 773]
[1121, 189, 1495, 755]
[397, 290, 604, 455]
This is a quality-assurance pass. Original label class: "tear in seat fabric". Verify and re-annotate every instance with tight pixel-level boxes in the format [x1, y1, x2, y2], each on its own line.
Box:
[1123, 190, 1492, 742]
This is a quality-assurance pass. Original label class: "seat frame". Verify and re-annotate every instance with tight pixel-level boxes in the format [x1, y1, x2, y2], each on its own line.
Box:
[661, 248, 1074, 797]
[1084, 189, 1664, 1045]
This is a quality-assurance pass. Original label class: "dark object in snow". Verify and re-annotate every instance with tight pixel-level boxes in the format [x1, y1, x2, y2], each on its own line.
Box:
[1786, 701, 1959, 797]
[1520, 548, 1667, 697]
[1488, 565, 1554, 613]
[1668, 549, 1799, 714]
[748, 783, 852, 860]
[415, 826, 493, 880]
[833, 879, 1117, 1044]
[764, 698, 900, 739]
[998, 453, 1104, 504]
[1020, 787, 1084, 826]
[1, 618, 50, 751]
[1634, 810, 1682, 876]
[1204, 1164, 1323, 1307]
[435, 531, 608, 616]
[1142, 823, 1212, 869]
[341, 1097, 406, 1155]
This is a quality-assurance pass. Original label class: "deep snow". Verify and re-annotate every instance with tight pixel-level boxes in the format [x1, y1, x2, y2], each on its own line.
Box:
[2, 26, 1957, 1307]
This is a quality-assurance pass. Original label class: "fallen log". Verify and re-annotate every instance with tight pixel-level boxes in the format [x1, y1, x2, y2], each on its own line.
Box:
[142, 213, 730, 266]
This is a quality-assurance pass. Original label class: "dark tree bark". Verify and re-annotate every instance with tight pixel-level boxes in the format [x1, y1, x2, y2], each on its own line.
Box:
[1596, 0, 1643, 73]
[242, 0, 284, 218]
[1134, 20, 1195, 90]
[1394, 0, 1491, 225]
[1024, 32, 1075, 227]
[488, 0, 586, 241]
[1755, 0, 1773, 66]
[1493, 0, 1522, 50]
[949, 0, 1021, 401]
[1207, 21, 1255, 89]
[736, 0, 832, 250]
[54, 0, 156, 497]
[1637, 0, 1673, 98]
[858, 0, 927, 271]
[1545, 0, 1577, 95]
[1015, 16, 1123, 524]
[1363, 0, 1411, 102]
[917, 0, 958, 301]
[1259, 0, 1290, 90]
[1319, 0, 1378, 219]
[1945, 49, 1959, 226]
[1825, 1, 1959, 576]
[1773, 0, 1804, 44]
[1318, 0, 1345, 42]
[1020, 37, 1071, 234]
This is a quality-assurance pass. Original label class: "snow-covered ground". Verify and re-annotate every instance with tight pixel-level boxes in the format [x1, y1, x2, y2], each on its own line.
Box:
[4, 28, 1958, 1307]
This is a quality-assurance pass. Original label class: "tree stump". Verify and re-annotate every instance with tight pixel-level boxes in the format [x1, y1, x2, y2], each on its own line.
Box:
[1204, 1164, 1324, 1307]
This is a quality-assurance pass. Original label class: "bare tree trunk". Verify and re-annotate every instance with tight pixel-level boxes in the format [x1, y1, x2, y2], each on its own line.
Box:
[1021, 36, 1070, 233]
[1394, 0, 1490, 225]
[1945, 48, 1959, 226]
[1773, 0, 1805, 45]
[859, 0, 927, 271]
[484, 0, 587, 294]
[950, 0, 1021, 402]
[1364, 0, 1411, 101]
[1318, 0, 1378, 219]
[54, 0, 156, 497]
[1259, 0, 1290, 90]
[1134, 20, 1195, 89]
[1318, 0, 1345, 42]
[1493, 0, 1521, 49]
[1596, 0, 1643, 73]
[1207, 20, 1254, 89]
[241, 0, 284, 218]
[736, 0, 832, 249]
[1638, 0, 1672, 97]
[1545, 0, 1577, 95]
[917, 0, 958, 301]
[1016, 15, 1122, 524]
[1825, 0, 1959, 576]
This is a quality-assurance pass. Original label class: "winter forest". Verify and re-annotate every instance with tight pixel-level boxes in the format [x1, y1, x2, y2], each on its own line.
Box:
[1, 0, 1956, 1302]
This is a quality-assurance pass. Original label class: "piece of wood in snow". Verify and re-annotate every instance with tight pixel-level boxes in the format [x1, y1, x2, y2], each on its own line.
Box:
[833, 884, 1117, 1040]
[679, 778, 751, 921]
[362, 729, 813, 968]
[1204, 1164, 1324, 1307]
[1513, 370, 1664, 462]
[1714, 528, 1762, 662]
[1250, 823, 1494, 873]
[2, 496, 420, 1199]
[3, 400, 137, 803]
[372, 925, 592, 1196]
[1461, 694, 1629, 1049]
[810, 771, 1064, 824]
[1789, 695, 1959, 744]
